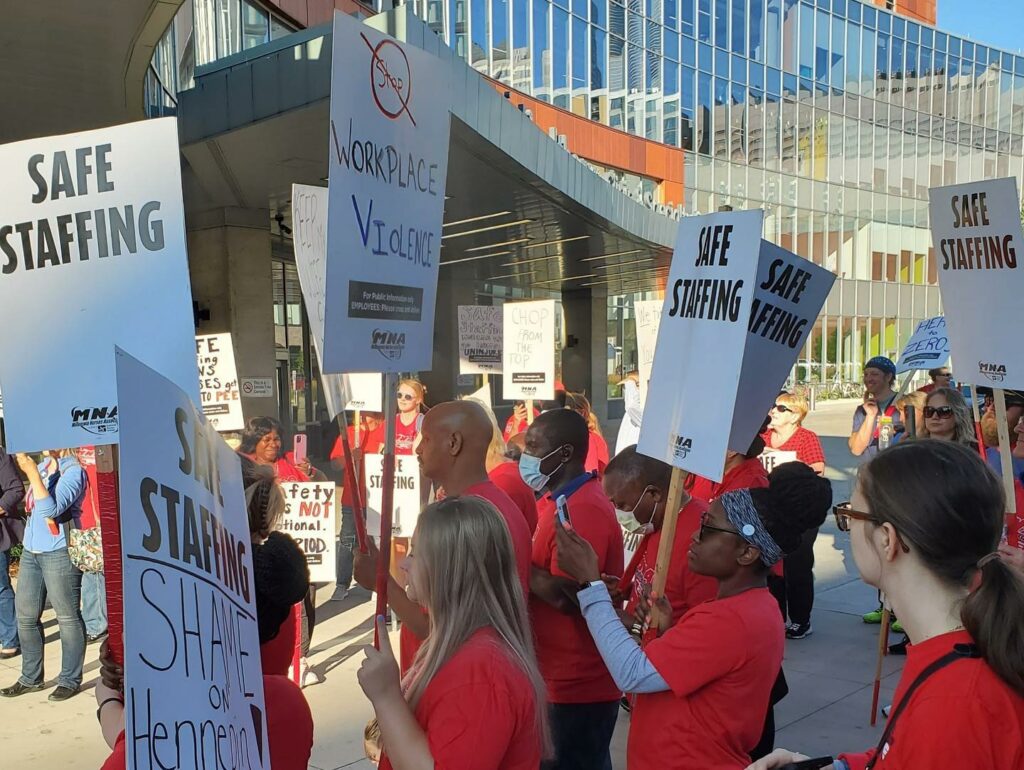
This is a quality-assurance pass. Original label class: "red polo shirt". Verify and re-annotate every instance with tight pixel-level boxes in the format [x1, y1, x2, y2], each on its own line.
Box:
[839, 630, 1024, 770]
[330, 422, 386, 507]
[489, 460, 539, 534]
[584, 431, 611, 476]
[382, 628, 542, 770]
[760, 426, 826, 468]
[624, 497, 717, 625]
[629, 587, 784, 769]
[530, 475, 624, 704]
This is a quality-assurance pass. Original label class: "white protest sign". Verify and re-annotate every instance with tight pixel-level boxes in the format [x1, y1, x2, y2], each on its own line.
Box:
[758, 450, 799, 473]
[0, 118, 199, 452]
[458, 305, 503, 374]
[463, 382, 492, 408]
[321, 13, 451, 373]
[114, 349, 267, 770]
[195, 333, 244, 432]
[730, 241, 836, 450]
[637, 210, 763, 481]
[895, 316, 950, 374]
[365, 454, 421, 537]
[634, 299, 663, 401]
[929, 178, 1024, 389]
[280, 482, 337, 583]
[345, 372, 383, 412]
[502, 300, 557, 401]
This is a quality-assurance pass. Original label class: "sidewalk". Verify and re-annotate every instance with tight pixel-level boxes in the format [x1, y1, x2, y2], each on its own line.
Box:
[0, 398, 901, 768]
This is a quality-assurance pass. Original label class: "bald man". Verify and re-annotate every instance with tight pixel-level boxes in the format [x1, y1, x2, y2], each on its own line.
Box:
[354, 400, 532, 673]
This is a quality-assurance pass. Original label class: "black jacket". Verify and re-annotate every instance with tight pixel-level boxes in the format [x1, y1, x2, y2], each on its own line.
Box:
[0, 451, 26, 552]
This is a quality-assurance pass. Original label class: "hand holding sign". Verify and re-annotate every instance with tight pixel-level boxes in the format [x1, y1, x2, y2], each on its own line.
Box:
[359, 616, 402, 700]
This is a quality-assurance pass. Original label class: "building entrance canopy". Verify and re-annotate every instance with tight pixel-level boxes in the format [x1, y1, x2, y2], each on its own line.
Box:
[177, 8, 678, 296]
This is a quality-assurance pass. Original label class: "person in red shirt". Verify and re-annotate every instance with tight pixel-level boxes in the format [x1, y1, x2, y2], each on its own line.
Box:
[567, 392, 611, 476]
[556, 462, 832, 770]
[239, 416, 327, 482]
[395, 379, 427, 455]
[503, 402, 541, 442]
[357, 496, 549, 769]
[916, 366, 952, 395]
[603, 446, 716, 626]
[750, 441, 1024, 770]
[354, 400, 533, 673]
[522, 409, 624, 770]
[329, 411, 386, 600]
[470, 396, 539, 534]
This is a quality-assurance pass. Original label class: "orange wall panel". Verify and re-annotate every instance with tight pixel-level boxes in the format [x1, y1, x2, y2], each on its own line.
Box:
[870, 0, 936, 25]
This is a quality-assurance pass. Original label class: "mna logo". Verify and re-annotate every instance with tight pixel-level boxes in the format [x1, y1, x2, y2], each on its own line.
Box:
[979, 361, 1007, 382]
[71, 406, 118, 435]
[671, 434, 693, 460]
[371, 329, 406, 361]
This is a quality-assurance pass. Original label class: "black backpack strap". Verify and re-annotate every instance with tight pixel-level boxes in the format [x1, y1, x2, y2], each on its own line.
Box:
[866, 643, 980, 769]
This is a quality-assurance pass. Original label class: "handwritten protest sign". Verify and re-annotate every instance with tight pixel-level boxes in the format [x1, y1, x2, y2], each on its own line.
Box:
[114, 349, 267, 770]
[502, 300, 556, 401]
[364, 454, 421, 537]
[0, 119, 199, 452]
[280, 482, 337, 583]
[895, 316, 949, 374]
[637, 210, 764, 480]
[634, 299, 662, 402]
[458, 306, 503, 374]
[928, 179, 1024, 389]
[195, 333, 244, 432]
[321, 13, 451, 373]
[730, 241, 836, 451]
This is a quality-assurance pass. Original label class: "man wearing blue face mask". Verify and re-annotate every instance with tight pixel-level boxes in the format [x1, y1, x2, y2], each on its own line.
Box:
[604, 446, 717, 631]
[523, 409, 624, 770]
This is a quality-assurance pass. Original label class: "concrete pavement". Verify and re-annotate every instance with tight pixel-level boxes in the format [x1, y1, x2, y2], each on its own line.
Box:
[0, 398, 902, 768]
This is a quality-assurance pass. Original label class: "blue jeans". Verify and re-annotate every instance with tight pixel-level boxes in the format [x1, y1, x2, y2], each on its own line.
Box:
[542, 700, 619, 770]
[15, 549, 85, 689]
[336, 506, 357, 590]
[81, 571, 107, 637]
[0, 551, 17, 650]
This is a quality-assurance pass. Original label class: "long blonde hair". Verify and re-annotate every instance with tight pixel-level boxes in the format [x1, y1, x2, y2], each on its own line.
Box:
[463, 397, 508, 470]
[405, 497, 551, 755]
[566, 392, 603, 438]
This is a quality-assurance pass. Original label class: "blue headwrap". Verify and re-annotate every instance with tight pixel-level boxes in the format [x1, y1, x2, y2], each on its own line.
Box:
[865, 356, 896, 378]
[719, 489, 783, 567]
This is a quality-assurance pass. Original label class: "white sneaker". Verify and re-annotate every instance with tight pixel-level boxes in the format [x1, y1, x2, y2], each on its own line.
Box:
[299, 657, 322, 688]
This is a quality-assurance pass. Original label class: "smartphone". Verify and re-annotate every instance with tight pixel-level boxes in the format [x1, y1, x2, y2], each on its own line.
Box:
[777, 757, 835, 770]
[555, 494, 571, 528]
[293, 433, 308, 465]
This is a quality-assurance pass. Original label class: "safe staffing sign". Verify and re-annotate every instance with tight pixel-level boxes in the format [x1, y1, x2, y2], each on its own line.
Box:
[321, 12, 451, 373]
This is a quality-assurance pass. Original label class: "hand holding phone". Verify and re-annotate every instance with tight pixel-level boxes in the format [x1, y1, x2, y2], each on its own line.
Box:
[293, 433, 308, 466]
[555, 494, 571, 528]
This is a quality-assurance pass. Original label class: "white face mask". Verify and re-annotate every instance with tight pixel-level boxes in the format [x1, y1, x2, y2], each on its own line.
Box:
[614, 487, 655, 535]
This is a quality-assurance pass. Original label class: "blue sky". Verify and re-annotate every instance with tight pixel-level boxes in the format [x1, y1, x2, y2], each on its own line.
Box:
[938, 1, 1024, 54]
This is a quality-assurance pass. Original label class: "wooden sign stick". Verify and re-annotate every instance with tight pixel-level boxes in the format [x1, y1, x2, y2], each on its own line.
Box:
[993, 389, 1018, 515]
[870, 607, 892, 726]
[525, 399, 535, 425]
[648, 467, 687, 633]
[970, 384, 987, 459]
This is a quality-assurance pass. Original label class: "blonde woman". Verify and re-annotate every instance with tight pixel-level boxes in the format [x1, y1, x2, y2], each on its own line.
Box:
[762, 393, 825, 475]
[358, 497, 549, 769]
[922, 388, 977, 448]
[893, 391, 928, 441]
[467, 398, 538, 534]
[567, 392, 610, 476]
[396, 379, 428, 456]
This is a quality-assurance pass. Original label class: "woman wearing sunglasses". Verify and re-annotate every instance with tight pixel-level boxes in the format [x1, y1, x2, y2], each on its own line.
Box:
[921, 387, 977, 447]
[395, 379, 427, 455]
[749, 441, 1024, 770]
[763, 393, 825, 475]
[555, 462, 831, 770]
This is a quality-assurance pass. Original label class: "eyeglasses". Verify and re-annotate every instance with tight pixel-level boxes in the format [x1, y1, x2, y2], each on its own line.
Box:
[832, 502, 910, 553]
[397, 393, 416, 401]
[697, 510, 742, 542]
[923, 406, 954, 419]
[771, 404, 792, 413]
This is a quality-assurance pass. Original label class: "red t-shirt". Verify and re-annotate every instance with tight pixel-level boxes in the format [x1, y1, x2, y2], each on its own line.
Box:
[274, 454, 310, 483]
[400, 481, 533, 672]
[489, 461, 538, 534]
[760, 426, 825, 468]
[330, 422, 386, 506]
[917, 383, 936, 394]
[839, 630, 1024, 770]
[630, 587, 784, 769]
[584, 431, 610, 476]
[624, 498, 717, 625]
[100, 674, 313, 770]
[530, 476, 624, 704]
[382, 628, 542, 770]
[1010, 477, 1024, 550]
[395, 413, 421, 455]
[688, 457, 769, 504]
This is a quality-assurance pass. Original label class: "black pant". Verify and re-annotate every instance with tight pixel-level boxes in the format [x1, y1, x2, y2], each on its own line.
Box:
[750, 669, 789, 761]
[780, 527, 819, 626]
[542, 700, 619, 770]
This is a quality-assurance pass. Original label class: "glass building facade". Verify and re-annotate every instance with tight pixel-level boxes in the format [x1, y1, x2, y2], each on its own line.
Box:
[150, 0, 1024, 391]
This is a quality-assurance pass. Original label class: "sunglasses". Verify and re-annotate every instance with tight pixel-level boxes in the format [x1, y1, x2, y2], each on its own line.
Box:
[832, 502, 910, 553]
[397, 393, 416, 401]
[697, 510, 742, 541]
[923, 406, 954, 419]
[771, 404, 792, 413]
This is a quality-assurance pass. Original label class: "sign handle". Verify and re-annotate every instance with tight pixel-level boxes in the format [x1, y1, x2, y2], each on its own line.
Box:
[337, 410, 369, 553]
[994, 389, 1017, 515]
[647, 467, 687, 634]
[970, 384, 987, 460]
[870, 607, 892, 726]
[525, 399, 535, 425]
[374, 372, 399, 648]
[291, 603, 302, 685]
[96, 444, 123, 668]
